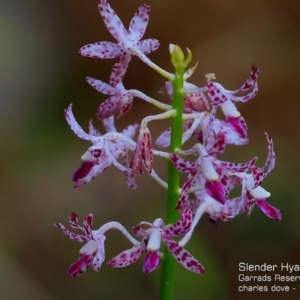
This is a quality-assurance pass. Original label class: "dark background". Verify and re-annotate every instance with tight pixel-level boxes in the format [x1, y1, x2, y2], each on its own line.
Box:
[0, 0, 299, 299]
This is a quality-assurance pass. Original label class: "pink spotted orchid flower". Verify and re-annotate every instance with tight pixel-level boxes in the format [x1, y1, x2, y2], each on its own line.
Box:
[170, 112, 257, 208]
[229, 133, 282, 220]
[55, 213, 141, 277]
[86, 76, 159, 119]
[65, 104, 138, 187]
[107, 208, 205, 274]
[55, 213, 106, 277]
[206, 65, 259, 139]
[79, 0, 159, 86]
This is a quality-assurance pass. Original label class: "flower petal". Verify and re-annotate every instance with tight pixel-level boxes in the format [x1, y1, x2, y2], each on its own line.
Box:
[207, 81, 230, 106]
[164, 208, 192, 237]
[137, 38, 160, 54]
[73, 163, 109, 188]
[216, 156, 257, 173]
[156, 127, 171, 148]
[142, 251, 160, 274]
[79, 42, 123, 59]
[205, 180, 226, 204]
[83, 214, 93, 238]
[109, 53, 132, 87]
[262, 133, 275, 176]
[118, 98, 133, 118]
[121, 124, 139, 139]
[231, 65, 259, 94]
[69, 212, 84, 231]
[163, 238, 205, 274]
[98, 0, 129, 45]
[92, 232, 107, 271]
[54, 222, 89, 242]
[86, 76, 119, 95]
[176, 171, 196, 209]
[68, 254, 93, 277]
[64, 104, 95, 142]
[72, 161, 96, 183]
[132, 221, 153, 236]
[170, 154, 195, 173]
[213, 119, 249, 145]
[185, 92, 209, 112]
[227, 115, 247, 138]
[130, 128, 153, 176]
[128, 4, 150, 43]
[88, 121, 101, 136]
[107, 243, 145, 267]
[210, 131, 226, 155]
[96, 94, 127, 120]
[256, 199, 282, 221]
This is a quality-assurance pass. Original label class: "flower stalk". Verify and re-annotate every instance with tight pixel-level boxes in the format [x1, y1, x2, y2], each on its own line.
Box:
[159, 46, 186, 300]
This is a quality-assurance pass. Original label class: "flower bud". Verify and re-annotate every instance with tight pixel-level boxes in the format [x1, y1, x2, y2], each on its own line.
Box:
[170, 44, 185, 68]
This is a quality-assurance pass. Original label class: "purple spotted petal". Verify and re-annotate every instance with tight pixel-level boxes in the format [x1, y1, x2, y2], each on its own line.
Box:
[205, 180, 226, 204]
[210, 131, 226, 155]
[176, 171, 196, 209]
[207, 81, 230, 106]
[69, 212, 83, 231]
[132, 221, 152, 236]
[125, 170, 138, 190]
[164, 208, 192, 237]
[72, 161, 96, 183]
[64, 104, 95, 142]
[102, 116, 116, 132]
[142, 251, 160, 274]
[130, 128, 153, 176]
[137, 38, 160, 54]
[213, 119, 249, 145]
[118, 98, 133, 118]
[96, 94, 128, 120]
[88, 121, 101, 136]
[82, 214, 93, 238]
[86, 77, 119, 95]
[73, 164, 108, 188]
[170, 154, 195, 173]
[231, 65, 259, 94]
[207, 66, 259, 105]
[156, 127, 171, 148]
[251, 166, 265, 188]
[163, 238, 205, 274]
[121, 124, 139, 139]
[227, 115, 247, 138]
[109, 53, 132, 87]
[256, 199, 282, 221]
[262, 133, 275, 176]
[184, 92, 210, 112]
[92, 232, 106, 271]
[128, 4, 150, 43]
[54, 222, 89, 243]
[79, 42, 123, 59]
[215, 156, 257, 173]
[68, 254, 93, 277]
[98, 0, 129, 45]
[107, 243, 145, 268]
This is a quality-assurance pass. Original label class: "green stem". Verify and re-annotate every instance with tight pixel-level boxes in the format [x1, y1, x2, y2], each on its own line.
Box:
[159, 65, 185, 300]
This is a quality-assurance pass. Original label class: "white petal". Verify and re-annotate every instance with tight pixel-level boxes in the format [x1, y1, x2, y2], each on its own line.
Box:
[202, 157, 218, 180]
[79, 240, 98, 255]
[81, 151, 97, 161]
[220, 100, 240, 117]
[147, 228, 161, 251]
[250, 186, 271, 199]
